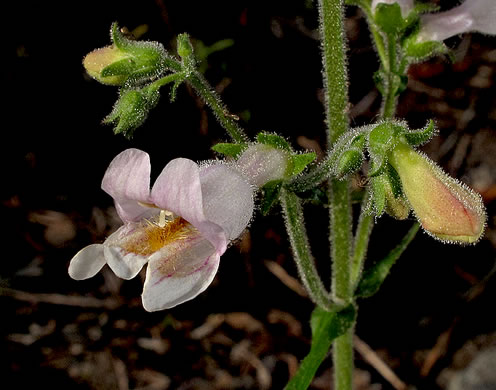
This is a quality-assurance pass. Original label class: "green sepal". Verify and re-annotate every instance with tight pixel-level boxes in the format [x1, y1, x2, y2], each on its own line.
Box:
[370, 175, 386, 216]
[111, 22, 132, 50]
[403, 35, 448, 61]
[395, 73, 409, 96]
[355, 223, 419, 298]
[285, 304, 356, 390]
[101, 58, 136, 77]
[335, 134, 366, 179]
[260, 180, 283, 215]
[257, 132, 292, 152]
[108, 22, 168, 86]
[385, 162, 403, 199]
[211, 142, 247, 158]
[336, 149, 364, 179]
[288, 152, 316, 176]
[367, 122, 403, 176]
[374, 3, 406, 35]
[403, 119, 436, 146]
[373, 70, 386, 96]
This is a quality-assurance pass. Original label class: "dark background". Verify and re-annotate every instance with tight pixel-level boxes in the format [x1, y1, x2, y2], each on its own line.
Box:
[2, 1, 496, 389]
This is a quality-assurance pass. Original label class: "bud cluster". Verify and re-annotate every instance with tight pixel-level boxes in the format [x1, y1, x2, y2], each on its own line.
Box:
[330, 120, 486, 244]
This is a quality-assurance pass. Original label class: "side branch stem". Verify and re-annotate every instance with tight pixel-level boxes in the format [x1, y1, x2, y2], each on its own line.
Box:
[280, 189, 337, 310]
[187, 71, 248, 143]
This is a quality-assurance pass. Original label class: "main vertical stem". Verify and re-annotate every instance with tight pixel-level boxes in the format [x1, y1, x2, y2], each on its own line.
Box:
[318, 0, 354, 389]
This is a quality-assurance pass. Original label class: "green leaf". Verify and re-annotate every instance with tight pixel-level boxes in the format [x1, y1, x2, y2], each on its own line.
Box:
[355, 223, 419, 298]
[374, 3, 406, 35]
[285, 304, 356, 390]
[257, 132, 292, 151]
[260, 180, 283, 215]
[211, 142, 247, 157]
[404, 120, 436, 146]
[289, 152, 316, 176]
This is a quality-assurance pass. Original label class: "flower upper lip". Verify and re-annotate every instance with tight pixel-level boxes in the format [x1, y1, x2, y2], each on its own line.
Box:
[101, 148, 228, 254]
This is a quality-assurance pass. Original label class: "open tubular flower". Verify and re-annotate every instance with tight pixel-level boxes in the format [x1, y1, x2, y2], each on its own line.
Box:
[69, 149, 254, 311]
[389, 142, 486, 244]
[417, 0, 496, 43]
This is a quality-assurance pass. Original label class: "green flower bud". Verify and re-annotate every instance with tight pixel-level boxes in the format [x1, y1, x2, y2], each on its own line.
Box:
[83, 45, 129, 86]
[103, 87, 160, 138]
[83, 23, 168, 87]
[389, 142, 486, 244]
[177, 33, 196, 70]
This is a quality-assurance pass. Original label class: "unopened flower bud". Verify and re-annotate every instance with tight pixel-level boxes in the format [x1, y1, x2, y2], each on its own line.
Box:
[177, 33, 196, 69]
[83, 45, 129, 86]
[236, 144, 290, 188]
[103, 87, 159, 138]
[83, 23, 168, 86]
[389, 142, 486, 244]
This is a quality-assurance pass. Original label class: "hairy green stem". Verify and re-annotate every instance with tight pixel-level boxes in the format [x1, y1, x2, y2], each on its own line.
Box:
[318, 0, 353, 389]
[161, 55, 248, 143]
[280, 188, 337, 310]
[381, 34, 399, 119]
[148, 72, 185, 90]
[187, 71, 248, 143]
[351, 212, 374, 285]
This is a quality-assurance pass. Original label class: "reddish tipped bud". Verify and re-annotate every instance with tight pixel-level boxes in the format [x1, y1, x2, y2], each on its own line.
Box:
[390, 143, 486, 244]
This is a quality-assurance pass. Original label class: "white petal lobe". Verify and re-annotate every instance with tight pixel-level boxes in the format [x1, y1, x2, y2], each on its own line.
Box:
[69, 244, 107, 280]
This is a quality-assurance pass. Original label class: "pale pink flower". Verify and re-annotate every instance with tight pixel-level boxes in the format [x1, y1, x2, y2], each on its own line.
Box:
[69, 149, 254, 311]
[417, 0, 496, 42]
[389, 142, 486, 244]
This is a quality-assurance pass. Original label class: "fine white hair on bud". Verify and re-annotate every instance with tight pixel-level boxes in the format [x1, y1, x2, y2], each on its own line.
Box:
[389, 143, 486, 245]
[235, 144, 290, 188]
